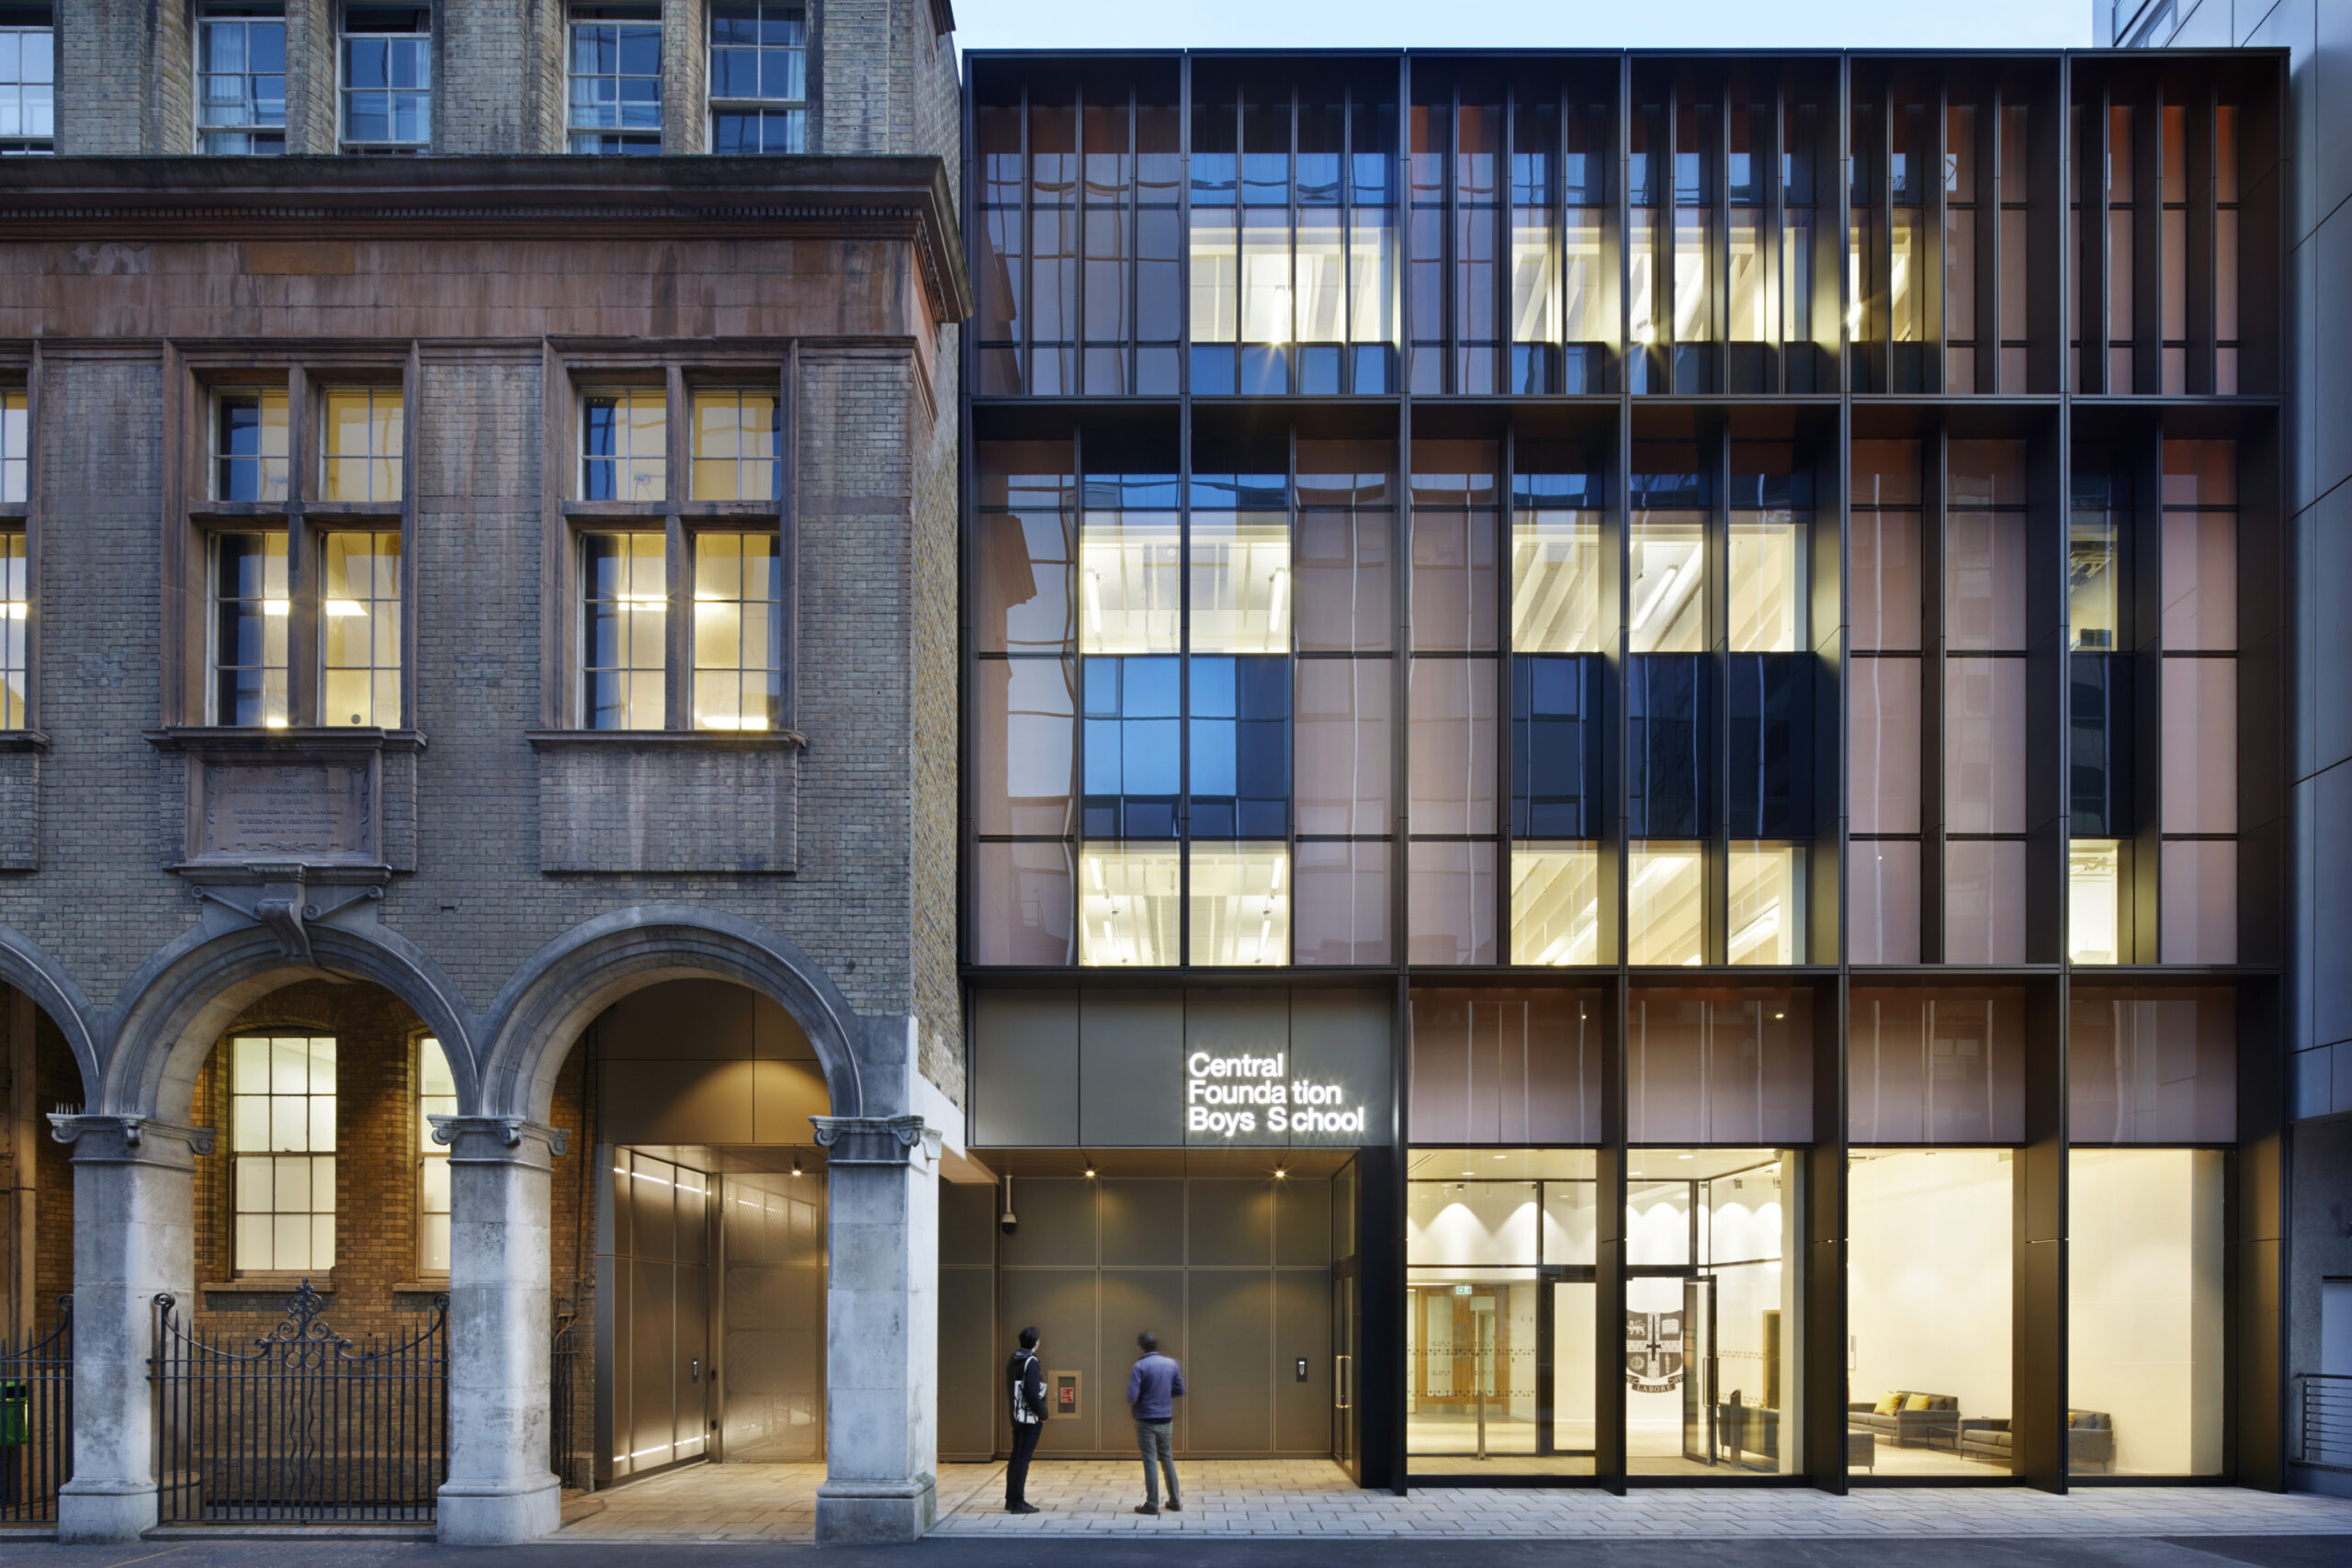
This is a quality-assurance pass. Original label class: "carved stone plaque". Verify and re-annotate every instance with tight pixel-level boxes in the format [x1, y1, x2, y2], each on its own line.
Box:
[196, 761, 377, 863]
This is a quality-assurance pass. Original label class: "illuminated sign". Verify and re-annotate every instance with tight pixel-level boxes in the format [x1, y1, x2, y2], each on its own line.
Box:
[1183, 1051, 1366, 1138]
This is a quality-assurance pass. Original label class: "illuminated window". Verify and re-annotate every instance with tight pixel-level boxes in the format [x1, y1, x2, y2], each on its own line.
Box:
[1511, 844, 1600, 965]
[0, 387, 23, 730]
[1729, 843, 1802, 964]
[690, 389, 781, 501]
[1079, 841, 1181, 965]
[2070, 839, 2122, 964]
[230, 1034, 335, 1274]
[1628, 842, 1705, 966]
[416, 1037, 456, 1274]
[322, 387, 402, 502]
[691, 532, 783, 730]
[1188, 843, 1289, 965]
[0, 386, 24, 503]
[321, 531, 401, 727]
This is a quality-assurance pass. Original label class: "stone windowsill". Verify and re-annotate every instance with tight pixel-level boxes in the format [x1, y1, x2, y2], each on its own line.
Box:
[145, 726, 427, 754]
[390, 1279, 452, 1295]
[526, 728, 806, 750]
[0, 730, 50, 754]
[202, 1276, 334, 1296]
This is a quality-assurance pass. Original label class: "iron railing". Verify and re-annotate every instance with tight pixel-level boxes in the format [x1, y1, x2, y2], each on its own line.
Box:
[550, 1293, 592, 1493]
[0, 1297, 72, 1522]
[153, 1280, 447, 1524]
[2295, 1372, 2352, 1472]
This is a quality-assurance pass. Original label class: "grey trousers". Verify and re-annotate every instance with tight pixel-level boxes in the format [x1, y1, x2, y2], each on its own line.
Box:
[1135, 1418, 1179, 1506]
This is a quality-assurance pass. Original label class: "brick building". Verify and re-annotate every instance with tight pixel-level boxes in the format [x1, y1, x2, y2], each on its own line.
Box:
[0, 0, 967, 1546]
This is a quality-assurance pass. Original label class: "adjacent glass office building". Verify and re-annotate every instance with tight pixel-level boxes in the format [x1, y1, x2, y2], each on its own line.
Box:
[958, 47, 2286, 1493]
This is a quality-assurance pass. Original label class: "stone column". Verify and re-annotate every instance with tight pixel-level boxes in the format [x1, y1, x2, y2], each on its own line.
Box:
[433, 1116, 568, 1545]
[48, 1115, 210, 1544]
[811, 1113, 941, 1544]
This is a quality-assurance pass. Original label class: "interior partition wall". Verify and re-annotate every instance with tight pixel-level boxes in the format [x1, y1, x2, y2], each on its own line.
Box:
[959, 45, 2289, 1496]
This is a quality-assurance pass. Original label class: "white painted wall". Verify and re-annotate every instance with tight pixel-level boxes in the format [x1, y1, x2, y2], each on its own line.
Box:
[2068, 1148, 2224, 1474]
[1848, 1149, 2013, 1421]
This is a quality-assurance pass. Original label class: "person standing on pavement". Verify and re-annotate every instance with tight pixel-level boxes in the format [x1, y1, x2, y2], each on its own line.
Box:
[1125, 1331, 1184, 1515]
[1005, 1325, 1047, 1514]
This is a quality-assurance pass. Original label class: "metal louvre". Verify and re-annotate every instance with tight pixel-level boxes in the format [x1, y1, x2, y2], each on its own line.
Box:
[153, 1281, 447, 1524]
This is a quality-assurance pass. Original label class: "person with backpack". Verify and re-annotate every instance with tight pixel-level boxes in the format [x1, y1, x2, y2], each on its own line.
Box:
[1004, 1325, 1047, 1514]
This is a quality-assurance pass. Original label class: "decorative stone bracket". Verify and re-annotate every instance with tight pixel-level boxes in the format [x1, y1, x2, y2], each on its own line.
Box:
[428, 1115, 571, 1168]
[809, 1113, 940, 1169]
[187, 863, 386, 964]
[46, 1112, 217, 1168]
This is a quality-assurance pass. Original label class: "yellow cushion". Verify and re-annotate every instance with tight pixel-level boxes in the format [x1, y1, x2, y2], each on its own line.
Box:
[1904, 1393, 1934, 1412]
[1873, 1393, 1903, 1416]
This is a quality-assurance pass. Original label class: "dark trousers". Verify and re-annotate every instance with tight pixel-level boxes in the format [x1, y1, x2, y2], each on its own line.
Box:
[1006, 1419, 1043, 1506]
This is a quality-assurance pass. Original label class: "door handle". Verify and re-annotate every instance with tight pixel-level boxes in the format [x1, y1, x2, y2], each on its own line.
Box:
[1334, 1354, 1351, 1410]
[690, 1358, 701, 1384]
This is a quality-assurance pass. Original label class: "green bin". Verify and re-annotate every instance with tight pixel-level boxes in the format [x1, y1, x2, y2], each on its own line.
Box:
[0, 1382, 28, 1447]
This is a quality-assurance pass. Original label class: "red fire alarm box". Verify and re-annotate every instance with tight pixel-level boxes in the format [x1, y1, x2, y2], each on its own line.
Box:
[1053, 1371, 1080, 1418]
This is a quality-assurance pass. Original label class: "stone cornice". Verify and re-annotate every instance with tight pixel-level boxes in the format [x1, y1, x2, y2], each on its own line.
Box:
[0, 155, 972, 326]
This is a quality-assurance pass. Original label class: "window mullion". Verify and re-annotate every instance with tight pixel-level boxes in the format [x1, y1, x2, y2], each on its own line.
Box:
[666, 366, 692, 729]
[284, 365, 316, 728]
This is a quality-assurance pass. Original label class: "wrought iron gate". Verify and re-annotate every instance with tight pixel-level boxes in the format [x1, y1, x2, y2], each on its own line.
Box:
[153, 1281, 447, 1524]
[549, 1292, 591, 1492]
[0, 1297, 72, 1523]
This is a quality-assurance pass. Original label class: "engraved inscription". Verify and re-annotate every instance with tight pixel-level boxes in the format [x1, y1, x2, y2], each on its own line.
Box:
[198, 763, 376, 863]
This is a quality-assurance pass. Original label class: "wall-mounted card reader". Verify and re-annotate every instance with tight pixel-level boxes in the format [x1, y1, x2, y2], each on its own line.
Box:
[1295, 1358, 1309, 1382]
[1053, 1371, 1080, 1418]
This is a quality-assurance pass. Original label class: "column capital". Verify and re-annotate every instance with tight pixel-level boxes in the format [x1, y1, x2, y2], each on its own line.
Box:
[810, 1113, 941, 1169]
[428, 1115, 571, 1168]
[47, 1113, 214, 1168]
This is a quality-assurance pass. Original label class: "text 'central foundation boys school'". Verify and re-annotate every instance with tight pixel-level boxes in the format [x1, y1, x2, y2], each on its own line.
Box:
[0, 0, 2344, 1550]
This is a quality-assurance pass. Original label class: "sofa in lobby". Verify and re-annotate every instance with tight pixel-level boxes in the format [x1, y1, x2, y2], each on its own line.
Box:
[1951, 1410, 2115, 1471]
[1846, 1392, 1961, 1449]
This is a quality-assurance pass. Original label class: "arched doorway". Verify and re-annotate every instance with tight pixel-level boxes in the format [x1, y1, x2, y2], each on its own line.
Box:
[583, 978, 832, 1487]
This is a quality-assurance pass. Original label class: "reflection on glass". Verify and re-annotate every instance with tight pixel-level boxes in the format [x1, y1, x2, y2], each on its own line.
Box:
[1728, 517, 1801, 653]
[1297, 209, 1345, 343]
[1408, 991, 1606, 1144]
[973, 660, 1075, 835]
[1850, 513, 1921, 651]
[1294, 840, 1388, 965]
[1079, 842, 1180, 965]
[1849, 840, 1922, 964]
[1510, 209, 1558, 345]
[2071, 509, 2119, 650]
[2068, 1149, 2224, 1475]
[2162, 512, 2237, 651]
[1190, 210, 1238, 344]
[1408, 840, 1496, 964]
[1511, 844, 1601, 965]
[1728, 844, 1801, 964]
[1630, 515, 1703, 653]
[1628, 842, 1704, 965]
[1512, 512, 1605, 653]
[1241, 209, 1294, 344]
[972, 841, 1075, 965]
[1080, 512, 1181, 652]
[1188, 842, 1289, 966]
[2069, 839, 2122, 964]
[1624, 1148, 1799, 1475]
[1847, 1149, 2011, 1474]
[2161, 840, 2237, 964]
[1729, 211, 1771, 345]
[1945, 840, 2028, 964]
[1407, 1147, 1597, 1474]
[1848, 988, 2026, 1144]
[2069, 987, 2237, 1143]
[1188, 513, 1291, 652]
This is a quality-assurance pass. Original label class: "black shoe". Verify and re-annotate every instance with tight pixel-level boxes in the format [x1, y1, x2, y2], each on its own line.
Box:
[1165, 1501, 1182, 1511]
[1008, 1503, 1039, 1515]
[1135, 1504, 1159, 1516]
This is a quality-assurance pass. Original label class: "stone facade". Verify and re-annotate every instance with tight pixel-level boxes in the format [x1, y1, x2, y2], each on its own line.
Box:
[0, 0, 965, 1546]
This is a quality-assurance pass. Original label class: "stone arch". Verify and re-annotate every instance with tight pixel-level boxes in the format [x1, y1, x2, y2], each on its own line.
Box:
[101, 920, 479, 1123]
[477, 906, 865, 1125]
[0, 919, 103, 1107]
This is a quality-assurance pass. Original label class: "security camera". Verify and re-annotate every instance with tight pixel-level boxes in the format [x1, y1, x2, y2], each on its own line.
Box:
[1000, 1175, 1018, 1236]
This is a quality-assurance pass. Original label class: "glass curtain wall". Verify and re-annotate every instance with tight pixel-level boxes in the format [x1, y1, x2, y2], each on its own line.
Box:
[1624, 1147, 1801, 1475]
[1407, 1146, 1597, 1474]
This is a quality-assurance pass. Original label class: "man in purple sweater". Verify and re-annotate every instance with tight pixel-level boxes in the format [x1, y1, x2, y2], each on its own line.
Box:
[1125, 1331, 1185, 1515]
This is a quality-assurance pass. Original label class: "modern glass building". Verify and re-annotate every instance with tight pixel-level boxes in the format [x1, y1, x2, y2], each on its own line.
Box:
[952, 47, 2290, 1494]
